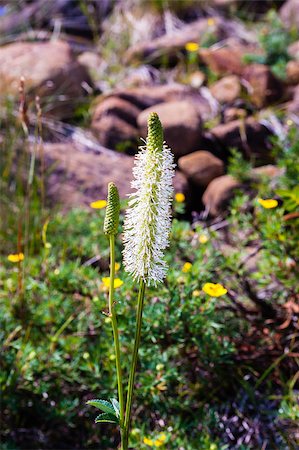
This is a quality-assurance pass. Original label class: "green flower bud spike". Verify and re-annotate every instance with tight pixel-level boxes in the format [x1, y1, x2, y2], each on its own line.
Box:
[104, 182, 120, 236]
[147, 112, 163, 153]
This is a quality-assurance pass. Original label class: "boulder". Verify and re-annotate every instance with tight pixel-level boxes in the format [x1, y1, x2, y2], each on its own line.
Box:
[137, 101, 203, 158]
[39, 142, 134, 208]
[286, 60, 299, 85]
[287, 85, 299, 114]
[199, 42, 257, 76]
[223, 107, 247, 123]
[210, 118, 273, 161]
[124, 17, 245, 65]
[0, 40, 90, 119]
[242, 64, 283, 107]
[202, 175, 241, 216]
[178, 151, 224, 188]
[280, 0, 299, 29]
[103, 83, 198, 109]
[92, 97, 141, 127]
[91, 115, 138, 151]
[210, 75, 241, 103]
[288, 40, 299, 61]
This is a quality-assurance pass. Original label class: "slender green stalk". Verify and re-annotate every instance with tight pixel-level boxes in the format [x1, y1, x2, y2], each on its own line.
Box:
[108, 236, 125, 435]
[123, 279, 146, 449]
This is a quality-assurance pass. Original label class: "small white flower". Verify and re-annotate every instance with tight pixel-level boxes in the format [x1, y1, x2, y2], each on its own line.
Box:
[123, 113, 175, 285]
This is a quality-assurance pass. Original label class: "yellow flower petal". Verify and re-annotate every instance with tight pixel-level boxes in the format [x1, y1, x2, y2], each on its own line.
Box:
[257, 198, 278, 209]
[90, 200, 107, 209]
[156, 381, 167, 391]
[143, 437, 154, 446]
[175, 192, 185, 203]
[198, 234, 208, 244]
[101, 277, 123, 289]
[115, 262, 120, 271]
[182, 262, 192, 273]
[185, 42, 199, 52]
[207, 17, 216, 26]
[202, 282, 227, 297]
[7, 253, 24, 263]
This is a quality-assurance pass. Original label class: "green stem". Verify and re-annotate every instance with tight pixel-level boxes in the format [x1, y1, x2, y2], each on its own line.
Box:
[108, 236, 125, 435]
[123, 279, 146, 449]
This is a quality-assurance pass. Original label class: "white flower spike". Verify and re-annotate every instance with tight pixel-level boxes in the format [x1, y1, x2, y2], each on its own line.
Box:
[123, 112, 175, 285]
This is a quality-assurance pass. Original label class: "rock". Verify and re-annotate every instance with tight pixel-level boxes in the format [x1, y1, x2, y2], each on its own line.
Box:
[210, 75, 241, 103]
[104, 83, 196, 109]
[242, 64, 283, 107]
[124, 17, 244, 65]
[288, 40, 299, 60]
[251, 165, 284, 182]
[92, 97, 141, 127]
[223, 107, 247, 123]
[178, 151, 224, 188]
[0, 40, 90, 119]
[286, 60, 299, 85]
[173, 170, 189, 196]
[40, 142, 134, 209]
[202, 175, 241, 216]
[137, 101, 202, 158]
[199, 41, 257, 76]
[287, 85, 299, 114]
[280, 0, 299, 29]
[210, 118, 273, 161]
[91, 115, 138, 151]
[78, 51, 102, 82]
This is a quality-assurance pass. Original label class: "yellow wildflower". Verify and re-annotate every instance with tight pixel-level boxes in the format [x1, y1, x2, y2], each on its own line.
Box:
[175, 192, 185, 203]
[90, 199, 107, 209]
[154, 433, 167, 447]
[207, 17, 216, 26]
[202, 283, 227, 297]
[185, 42, 199, 52]
[83, 352, 90, 360]
[143, 437, 154, 446]
[198, 234, 208, 244]
[192, 289, 201, 298]
[101, 277, 123, 289]
[7, 253, 24, 263]
[156, 363, 164, 371]
[182, 262, 192, 273]
[115, 262, 120, 271]
[257, 198, 278, 209]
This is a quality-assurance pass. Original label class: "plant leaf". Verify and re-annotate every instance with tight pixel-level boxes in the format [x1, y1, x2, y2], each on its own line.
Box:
[86, 399, 114, 414]
[110, 398, 120, 418]
[95, 412, 119, 424]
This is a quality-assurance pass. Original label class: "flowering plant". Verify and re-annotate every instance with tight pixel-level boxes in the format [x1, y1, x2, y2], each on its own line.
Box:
[87, 113, 175, 449]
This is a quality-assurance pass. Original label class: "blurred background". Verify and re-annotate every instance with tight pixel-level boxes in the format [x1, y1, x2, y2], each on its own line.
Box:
[1, 1, 298, 449]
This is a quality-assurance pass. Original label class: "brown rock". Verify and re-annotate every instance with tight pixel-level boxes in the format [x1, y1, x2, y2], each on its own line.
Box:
[0, 40, 90, 119]
[210, 75, 241, 103]
[137, 101, 202, 158]
[178, 151, 224, 188]
[251, 165, 284, 179]
[199, 42, 256, 76]
[41, 142, 134, 209]
[124, 17, 243, 65]
[211, 118, 273, 161]
[280, 0, 299, 29]
[78, 51, 102, 82]
[287, 85, 299, 114]
[288, 40, 299, 61]
[242, 64, 283, 107]
[173, 170, 189, 195]
[91, 115, 138, 150]
[202, 175, 241, 216]
[223, 107, 247, 123]
[286, 60, 299, 85]
[92, 97, 141, 127]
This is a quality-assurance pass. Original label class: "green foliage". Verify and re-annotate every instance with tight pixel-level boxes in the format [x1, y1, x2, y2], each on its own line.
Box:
[243, 10, 297, 79]
[227, 148, 252, 182]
